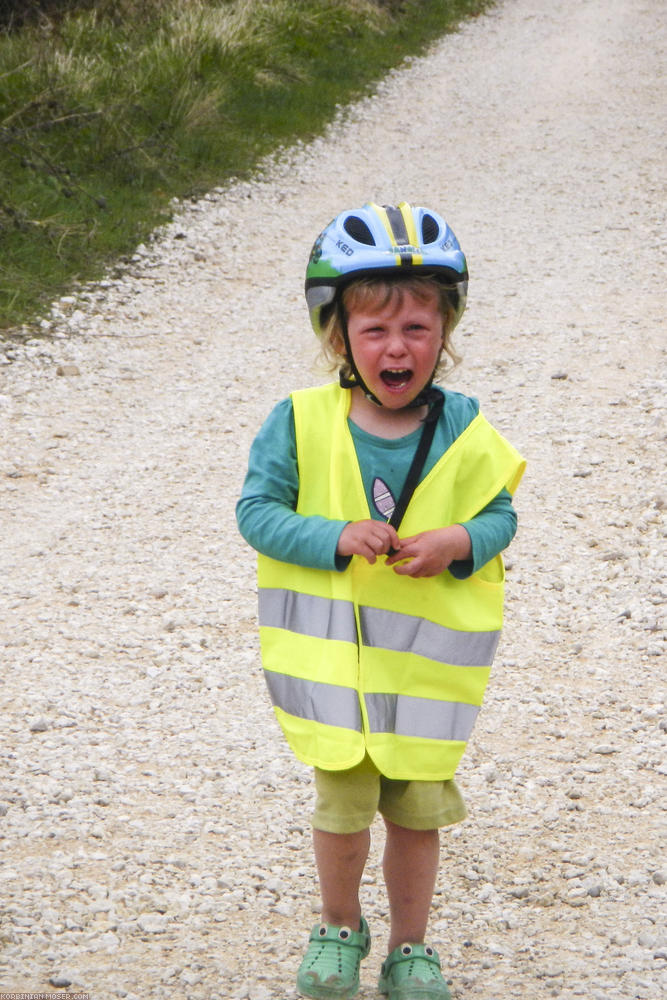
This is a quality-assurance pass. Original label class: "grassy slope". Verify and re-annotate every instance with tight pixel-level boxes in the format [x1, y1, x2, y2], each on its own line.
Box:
[0, 0, 491, 332]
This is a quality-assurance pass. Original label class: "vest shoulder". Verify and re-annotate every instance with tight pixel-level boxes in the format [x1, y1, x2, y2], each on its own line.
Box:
[292, 382, 340, 401]
[291, 382, 344, 422]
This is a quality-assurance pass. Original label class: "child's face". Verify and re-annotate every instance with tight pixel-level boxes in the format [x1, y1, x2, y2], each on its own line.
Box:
[346, 288, 444, 409]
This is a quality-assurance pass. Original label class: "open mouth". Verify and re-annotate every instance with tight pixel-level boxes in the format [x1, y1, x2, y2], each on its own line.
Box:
[381, 368, 413, 388]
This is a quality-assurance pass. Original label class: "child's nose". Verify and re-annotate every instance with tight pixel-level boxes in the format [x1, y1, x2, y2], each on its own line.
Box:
[386, 331, 408, 355]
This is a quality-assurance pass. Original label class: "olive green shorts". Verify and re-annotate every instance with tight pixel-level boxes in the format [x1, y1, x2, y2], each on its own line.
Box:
[312, 753, 467, 834]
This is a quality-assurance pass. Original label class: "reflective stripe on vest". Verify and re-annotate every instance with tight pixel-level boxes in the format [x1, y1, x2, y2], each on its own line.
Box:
[259, 587, 357, 643]
[359, 605, 500, 667]
[364, 692, 479, 742]
[264, 668, 362, 732]
[260, 587, 499, 668]
[265, 667, 479, 744]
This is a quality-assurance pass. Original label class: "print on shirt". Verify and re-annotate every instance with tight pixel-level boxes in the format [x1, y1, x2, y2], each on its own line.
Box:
[372, 476, 396, 521]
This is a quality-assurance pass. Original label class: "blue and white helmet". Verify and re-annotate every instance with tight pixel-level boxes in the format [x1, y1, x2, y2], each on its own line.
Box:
[305, 201, 468, 336]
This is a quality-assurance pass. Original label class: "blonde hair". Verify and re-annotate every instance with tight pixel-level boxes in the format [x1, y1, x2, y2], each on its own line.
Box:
[319, 276, 461, 381]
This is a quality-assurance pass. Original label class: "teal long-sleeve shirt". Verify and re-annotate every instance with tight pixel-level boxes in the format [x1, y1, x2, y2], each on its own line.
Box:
[236, 387, 517, 578]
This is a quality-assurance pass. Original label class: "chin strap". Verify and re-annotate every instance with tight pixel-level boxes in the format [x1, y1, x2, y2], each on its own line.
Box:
[337, 300, 383, 405]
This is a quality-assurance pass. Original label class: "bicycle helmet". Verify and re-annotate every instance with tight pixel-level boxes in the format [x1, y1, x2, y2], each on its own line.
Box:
[305, 201, 468, 337]
[305, 202, 468, 407]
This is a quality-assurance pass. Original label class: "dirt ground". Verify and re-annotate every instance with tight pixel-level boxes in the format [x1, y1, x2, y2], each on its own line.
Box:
[0, 1, 665, 998]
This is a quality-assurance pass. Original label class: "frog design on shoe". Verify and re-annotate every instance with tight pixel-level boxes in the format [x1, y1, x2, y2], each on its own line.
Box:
[378, 943, 451, 1000]
[296, 917, 371, 999]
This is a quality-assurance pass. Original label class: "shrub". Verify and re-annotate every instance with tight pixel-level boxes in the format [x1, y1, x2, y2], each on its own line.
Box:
[0, 0, 491, 330]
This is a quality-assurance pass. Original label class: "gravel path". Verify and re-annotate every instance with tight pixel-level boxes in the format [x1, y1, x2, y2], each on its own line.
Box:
[1, 1, 665, 998]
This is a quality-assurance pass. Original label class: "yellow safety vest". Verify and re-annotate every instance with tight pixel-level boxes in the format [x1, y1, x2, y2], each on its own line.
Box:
[257, 382, 525, 780]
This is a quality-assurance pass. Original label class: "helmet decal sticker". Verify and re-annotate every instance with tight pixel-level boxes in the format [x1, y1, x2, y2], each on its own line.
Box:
[309, 232, 325, 264]
[385, 204, 411, 245]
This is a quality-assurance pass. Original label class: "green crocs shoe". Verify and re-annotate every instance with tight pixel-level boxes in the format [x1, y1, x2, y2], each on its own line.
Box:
[378, 943, 451, 1000]
[296, 917, 371, 999]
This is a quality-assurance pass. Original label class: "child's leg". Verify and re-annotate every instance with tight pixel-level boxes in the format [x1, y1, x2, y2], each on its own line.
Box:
[310, 757, 380, 927]
[382, 818, 440, 952]
[297, 827, 372, 999]
[313, 827, 370, 927]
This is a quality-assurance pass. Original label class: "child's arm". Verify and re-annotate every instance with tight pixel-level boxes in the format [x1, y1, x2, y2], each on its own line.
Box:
[452, 488, 517, 578]
[237, 399, 351, 570]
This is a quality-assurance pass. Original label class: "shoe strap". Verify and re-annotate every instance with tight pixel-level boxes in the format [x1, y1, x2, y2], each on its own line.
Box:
[382, 942, 441, 975]
[309, 918, 371, 954]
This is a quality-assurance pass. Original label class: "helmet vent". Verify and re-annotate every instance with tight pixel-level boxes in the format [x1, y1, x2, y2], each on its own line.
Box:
[421, 213, 440, 244]
[344, 215, 375, 245]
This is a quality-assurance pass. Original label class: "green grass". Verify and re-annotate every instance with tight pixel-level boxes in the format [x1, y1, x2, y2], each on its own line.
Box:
[0, 0, 492, 332]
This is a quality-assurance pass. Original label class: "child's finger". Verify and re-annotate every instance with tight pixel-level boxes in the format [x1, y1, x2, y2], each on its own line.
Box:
[392, 557, 421, 576]
[386, 525, 402, 549]
[385, 548, 408, 565]
[386, 535, 418, 562]
[396, 532, 418, 546]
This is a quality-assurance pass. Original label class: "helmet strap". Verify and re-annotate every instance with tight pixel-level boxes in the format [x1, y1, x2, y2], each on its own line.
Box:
[336, 299, 383, 406]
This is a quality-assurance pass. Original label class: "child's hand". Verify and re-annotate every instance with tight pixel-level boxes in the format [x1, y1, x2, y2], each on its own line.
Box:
[337, 520, 401, 564]
[385, 524, 471, 578]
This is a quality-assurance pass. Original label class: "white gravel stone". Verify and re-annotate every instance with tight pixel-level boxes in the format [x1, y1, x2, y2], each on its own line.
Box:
[1, 1, 665, 998]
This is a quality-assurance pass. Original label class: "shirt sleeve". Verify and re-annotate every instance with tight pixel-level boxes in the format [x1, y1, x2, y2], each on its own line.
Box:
[449, 487, 518, 579]
[236, 397, 349, 570]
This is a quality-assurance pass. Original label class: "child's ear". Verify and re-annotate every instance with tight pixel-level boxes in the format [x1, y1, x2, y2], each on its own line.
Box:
[332, 332, 347, 358]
